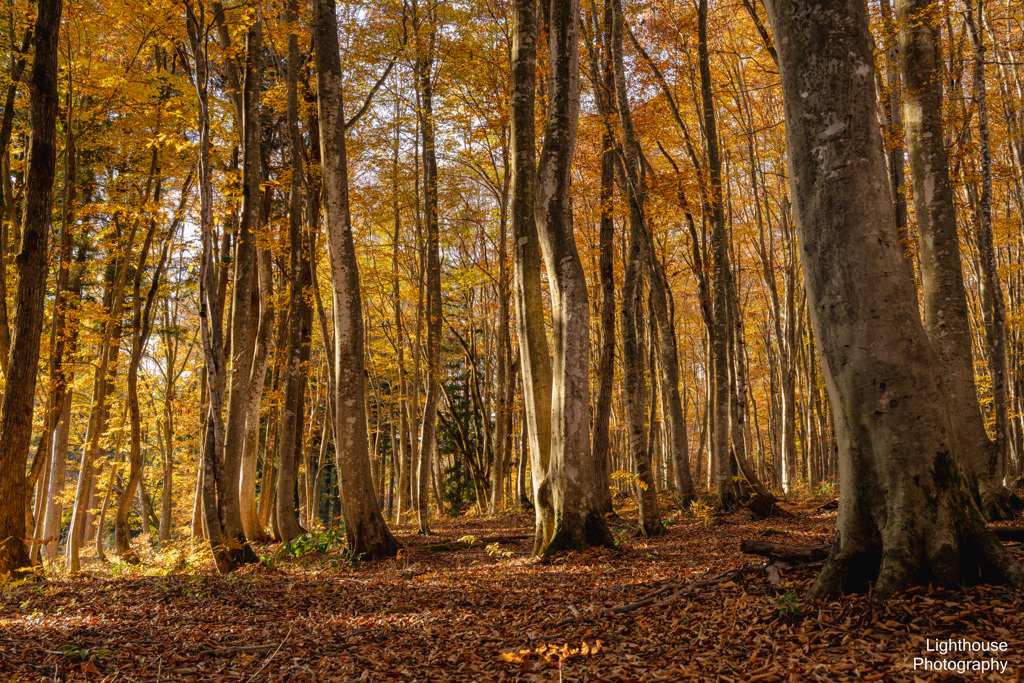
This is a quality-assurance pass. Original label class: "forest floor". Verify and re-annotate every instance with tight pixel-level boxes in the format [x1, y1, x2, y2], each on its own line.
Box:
[3, 494, 1024, 682]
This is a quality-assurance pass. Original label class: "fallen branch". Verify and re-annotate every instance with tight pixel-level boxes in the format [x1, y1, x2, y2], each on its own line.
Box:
[597, 565, 753, 619]
[424, 535, 529, 551]
[245, 627, 292, 683]
[739, 540, 830, 562]
[198, 643, 278, 657]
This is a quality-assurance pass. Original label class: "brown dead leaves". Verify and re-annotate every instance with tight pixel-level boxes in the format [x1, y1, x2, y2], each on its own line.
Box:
[0, 500, 1022, 681]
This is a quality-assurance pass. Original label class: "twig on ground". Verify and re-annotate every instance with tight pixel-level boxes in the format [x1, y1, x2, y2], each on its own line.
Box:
[556, 565, 753, 625]
[198, 643, 278, 657]
[245, 627, 292, 683]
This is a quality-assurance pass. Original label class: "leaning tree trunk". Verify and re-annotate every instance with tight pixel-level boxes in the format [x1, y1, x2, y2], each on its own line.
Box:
[510, 0, 556, 555]
[0, 0, 61, 578]
[897, 0, 1009, 520]
[313, 0, 398, 559]
[534, 0, 614, 556]
[765, 0, 1024, 599]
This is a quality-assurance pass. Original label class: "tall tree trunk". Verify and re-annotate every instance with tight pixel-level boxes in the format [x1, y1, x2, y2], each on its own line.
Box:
[510, 0, 555, 554]
[115, 193, 160, 561]
[878, 0, 911, 261]
[490, 169, 513, 515]
[965, 2, 1015, 490]
[897, 0, 1009, 519]
[0, 0, 61, 578]
[184, 1, 256, 572]
[239, 243, 273, 541]
[764, 0, 1024, 599]
[535, 0, 614, 556]
[218, 18, 263, 556]
[38, 126, 88, 561]
[413, 0, 439, 536]
[590, 0, 617, 517]
[312, 0, 398, 559]
[698, 0, 736, 511]
[43, 393, 72, 560]
[275, 0, 310, 543]
[67, 213, 134, 571]
[607, 0, 661, 536]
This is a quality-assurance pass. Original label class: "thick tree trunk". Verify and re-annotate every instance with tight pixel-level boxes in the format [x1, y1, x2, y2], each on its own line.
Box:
[534, 0, 614, 556]
[0, 0, 61, 579]
[313, 0, 398, 559]
[765, 0, 1024, 599]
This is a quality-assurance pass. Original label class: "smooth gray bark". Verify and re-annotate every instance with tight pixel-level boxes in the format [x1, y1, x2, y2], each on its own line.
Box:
[766, 0, 1024, 599]
[313, 0, 398, 559]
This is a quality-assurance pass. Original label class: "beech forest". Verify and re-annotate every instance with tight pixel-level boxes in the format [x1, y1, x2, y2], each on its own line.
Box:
[2, 0, 1024, 679]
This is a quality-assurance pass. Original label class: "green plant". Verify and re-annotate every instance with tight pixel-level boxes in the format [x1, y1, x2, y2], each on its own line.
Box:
[775, 591, 803, 619]
[814, 480, 836, 498]
[56, 645, 113, 662]
[277, 528, 347, 558]
[442, 459, 476, 518]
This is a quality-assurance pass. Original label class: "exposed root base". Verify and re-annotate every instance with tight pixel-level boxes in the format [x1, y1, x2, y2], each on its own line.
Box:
[542, 512, 616, 557]
[980, 487, 1024, 522]
[807, 527, 1024, 601]
[636, 521, 666, 538]
[350, 528, 400, 561]
[746, 494, 784, 520]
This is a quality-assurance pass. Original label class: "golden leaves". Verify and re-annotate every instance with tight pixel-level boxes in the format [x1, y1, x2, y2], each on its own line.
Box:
[499, 639, 602, 664]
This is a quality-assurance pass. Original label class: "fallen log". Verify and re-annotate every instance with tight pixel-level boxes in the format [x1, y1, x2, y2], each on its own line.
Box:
[992, 526, 1024, 542]
[424, 535, 530, 551]
[739, 540, 830, 562]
